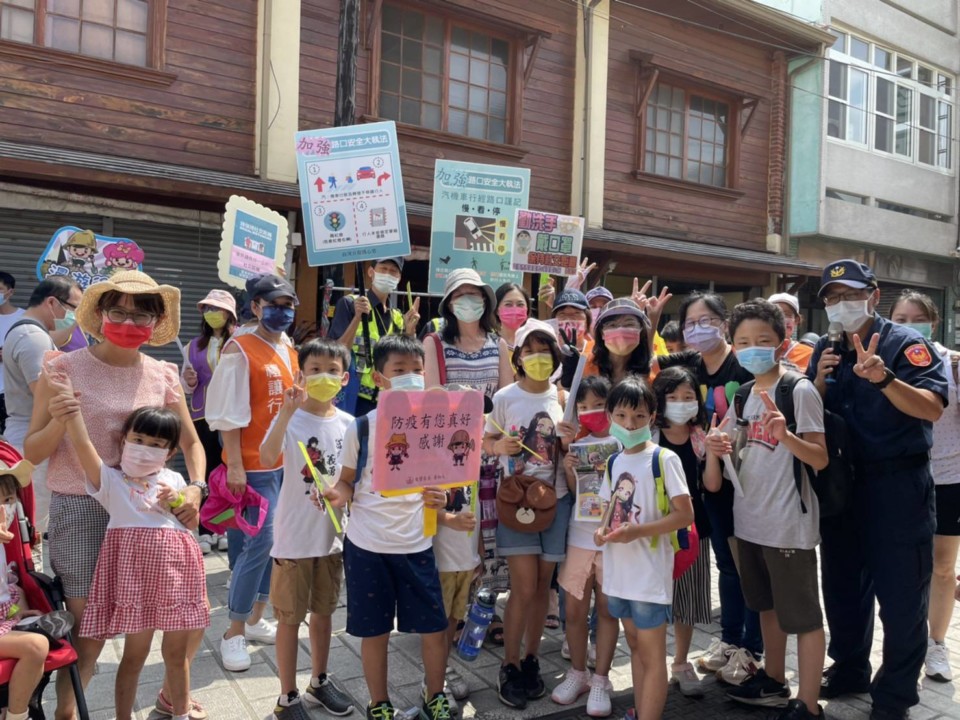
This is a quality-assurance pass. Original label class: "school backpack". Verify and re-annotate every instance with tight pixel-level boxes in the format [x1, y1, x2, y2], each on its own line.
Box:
[604, 448, 699, 580]
[733, 371, 853, 520]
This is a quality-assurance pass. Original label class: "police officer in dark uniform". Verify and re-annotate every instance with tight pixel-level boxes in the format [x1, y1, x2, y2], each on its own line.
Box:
[807, 260, 948, 720]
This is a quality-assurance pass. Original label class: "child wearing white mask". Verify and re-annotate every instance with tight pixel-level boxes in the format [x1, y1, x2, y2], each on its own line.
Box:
[60, 402, 207, 720]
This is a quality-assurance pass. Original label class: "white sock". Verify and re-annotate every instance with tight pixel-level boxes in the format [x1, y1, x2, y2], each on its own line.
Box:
[8, 710, 29, 720]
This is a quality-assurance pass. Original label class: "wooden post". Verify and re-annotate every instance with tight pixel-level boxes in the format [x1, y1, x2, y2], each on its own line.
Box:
[335, 0, 360, 128]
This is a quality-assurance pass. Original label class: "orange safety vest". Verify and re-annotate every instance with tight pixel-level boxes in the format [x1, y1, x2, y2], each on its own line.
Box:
[222, 333, 299, 471]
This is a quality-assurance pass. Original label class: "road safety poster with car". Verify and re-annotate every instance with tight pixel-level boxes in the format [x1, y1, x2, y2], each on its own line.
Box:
[427, 159, 530, 294]
[294, 121, 411, 267]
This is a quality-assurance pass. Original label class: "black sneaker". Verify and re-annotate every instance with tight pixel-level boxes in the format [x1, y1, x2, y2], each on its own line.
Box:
[727, 669, 790, 707]
[274, 693, 312, 720]
[777, 699, 828, 720]
[820, 664, 870, 700]
[520, 654, 546, 700]
[421, 691, 452, 720]
[497, 664, 528, 709]
[304, 675, 354, 716]
[869, 708, 910, 720]
[366, 700, 396, 720]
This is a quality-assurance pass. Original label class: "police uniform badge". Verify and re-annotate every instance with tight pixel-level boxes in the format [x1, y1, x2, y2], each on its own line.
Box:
[904, 343, 932, 367]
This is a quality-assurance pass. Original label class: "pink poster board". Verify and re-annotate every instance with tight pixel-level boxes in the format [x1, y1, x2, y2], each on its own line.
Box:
[372, 389, 484, 493]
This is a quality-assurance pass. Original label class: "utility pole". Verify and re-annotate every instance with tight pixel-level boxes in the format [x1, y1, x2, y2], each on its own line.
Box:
[335, 0, 360, 127]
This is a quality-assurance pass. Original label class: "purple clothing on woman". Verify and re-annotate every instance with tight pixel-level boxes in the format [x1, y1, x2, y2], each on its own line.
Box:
[187, 336, 222, 421]
[61, 325, 89, 353]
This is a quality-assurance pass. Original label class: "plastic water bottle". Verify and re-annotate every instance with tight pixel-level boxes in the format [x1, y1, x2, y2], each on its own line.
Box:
[457, 588, 497, 661]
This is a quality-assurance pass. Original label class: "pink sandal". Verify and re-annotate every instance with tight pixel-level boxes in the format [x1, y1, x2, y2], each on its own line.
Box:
[155, 691, 208, 720]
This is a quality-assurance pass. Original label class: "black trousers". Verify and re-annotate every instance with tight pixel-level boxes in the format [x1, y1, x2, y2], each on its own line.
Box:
[819, 457, 935, 713]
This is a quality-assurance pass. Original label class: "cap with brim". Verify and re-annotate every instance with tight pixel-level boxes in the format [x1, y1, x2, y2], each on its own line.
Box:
[0, 442, 34, 487]
[248, 274, 299, 306]
[585, 287, 614, 303]
[596, 298, 651, 328]
[553, 288, 589, 313]
[197, 289, 237, 319]
[438, 268, 495, 317]
[514, 318, 558, 349]
[817, 259, 878, 297]
[76, 270, 181, 347]
[374, 256, 405, 272]
[767, 292, 800, 315]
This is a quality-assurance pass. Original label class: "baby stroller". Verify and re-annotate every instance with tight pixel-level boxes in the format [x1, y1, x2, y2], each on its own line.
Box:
[0, 481, 89, 720]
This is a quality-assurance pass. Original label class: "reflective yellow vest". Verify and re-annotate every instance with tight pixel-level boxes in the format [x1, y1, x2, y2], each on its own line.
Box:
[351, 296, 404, 399]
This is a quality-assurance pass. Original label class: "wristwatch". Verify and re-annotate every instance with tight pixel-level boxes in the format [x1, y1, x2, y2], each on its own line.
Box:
[188, 480, 209, 500]
[873, 368, 896, 390]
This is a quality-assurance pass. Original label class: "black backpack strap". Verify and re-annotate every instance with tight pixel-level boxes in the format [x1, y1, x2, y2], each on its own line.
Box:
[775, 371, 808, 514]
[355, 414, 370, 479]
[733, 379, 754, 421]
[3, 318, 47, 342]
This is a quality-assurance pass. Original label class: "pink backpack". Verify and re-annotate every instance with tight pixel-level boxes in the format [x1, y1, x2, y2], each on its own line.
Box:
[199, 464, 269, 537]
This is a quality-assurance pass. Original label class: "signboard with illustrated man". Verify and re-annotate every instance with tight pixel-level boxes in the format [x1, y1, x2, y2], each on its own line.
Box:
[428, 159, 530, 294]
[36, 227, 145, 290]
[372, 389, 484, 493]
[294, 121, 410, 267]
[511, 209, 584, 277]
[218, 195, 289, 290]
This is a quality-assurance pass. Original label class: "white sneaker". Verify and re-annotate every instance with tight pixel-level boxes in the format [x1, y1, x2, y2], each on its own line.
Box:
[225, 571, 232, 592]
[220, 634, 251, 672]
[445, 666, 469, 701]
[551, 668, 591, 705]
[561, 635, 571, 660]
[670, 662, 705, 697]
[198, 534, 213, 555]
[587, 641, 597, 669]
[586, 673, 613, 717]
[925, 638, 953, 682]
[698, 638, 736, 672]
[718, 647, 760, 686]
[218, 535, 229, 551]
[245, 618, 277, 644]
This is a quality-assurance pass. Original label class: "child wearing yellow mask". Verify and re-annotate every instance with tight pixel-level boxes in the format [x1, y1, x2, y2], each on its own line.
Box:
[259, 338, 355, 719]
[482, 318, 571, 709]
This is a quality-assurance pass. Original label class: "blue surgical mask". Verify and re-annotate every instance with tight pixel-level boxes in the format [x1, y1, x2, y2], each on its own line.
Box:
[737, 346, 778, 376]
[260, 304, 295, 333]
[902, 322, 933, 341]
[609, 422, 652, 450]
[55, 309, 76, 331]
[390, 373, 425, 391]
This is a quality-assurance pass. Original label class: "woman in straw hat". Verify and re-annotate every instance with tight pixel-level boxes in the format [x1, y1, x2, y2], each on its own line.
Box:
[23, 270, 207, 720]
[182, 289, 237, 556]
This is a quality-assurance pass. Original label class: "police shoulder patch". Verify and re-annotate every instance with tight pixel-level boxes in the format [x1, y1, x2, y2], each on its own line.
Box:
[904, 343, 932, 367]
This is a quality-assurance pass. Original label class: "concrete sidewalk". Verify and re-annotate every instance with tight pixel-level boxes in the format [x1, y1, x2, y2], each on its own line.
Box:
[47, 546, 960, 720]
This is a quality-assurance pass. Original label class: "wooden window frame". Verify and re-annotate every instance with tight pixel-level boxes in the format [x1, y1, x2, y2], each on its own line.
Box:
[631, 53, 753, 200]
[362, 0, 543, 158]
[0, 0, 174, 87]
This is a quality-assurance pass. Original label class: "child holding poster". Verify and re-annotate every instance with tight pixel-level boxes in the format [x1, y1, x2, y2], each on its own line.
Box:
[259, 339, 354, 720]
[481, 318, 569, 710]
[552, 375, 621, 715]
[322, 335, 451, 720]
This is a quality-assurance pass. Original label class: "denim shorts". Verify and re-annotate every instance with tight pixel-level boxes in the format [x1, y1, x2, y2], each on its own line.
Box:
[495, 492, 572, 563]
[607, 596, 674, 630]
[343, 537, 447, 638]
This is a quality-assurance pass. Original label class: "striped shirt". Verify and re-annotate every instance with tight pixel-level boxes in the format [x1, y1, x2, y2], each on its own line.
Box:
[442, 334, 501, 400]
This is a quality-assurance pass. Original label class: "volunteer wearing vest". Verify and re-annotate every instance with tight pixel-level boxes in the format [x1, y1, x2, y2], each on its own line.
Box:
[207, 274, 300, 673]
[328, 257, 419, 416]
[182, 289, 237, 555]
[807, 260, 948, 720]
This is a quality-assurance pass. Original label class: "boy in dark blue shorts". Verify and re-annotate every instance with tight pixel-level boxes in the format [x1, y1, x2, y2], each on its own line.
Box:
[325, 335, 450, 720]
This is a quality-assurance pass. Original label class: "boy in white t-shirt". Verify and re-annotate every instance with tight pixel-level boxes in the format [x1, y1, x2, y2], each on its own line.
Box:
[260, 339, 355, 720]
[323, 335, 450, 720]
[705, 299, 828, 720]
[595, 377, 693, 720]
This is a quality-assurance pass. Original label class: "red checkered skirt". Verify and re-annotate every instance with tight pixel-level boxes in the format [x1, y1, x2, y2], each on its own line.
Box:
[79, 527, 209, 639]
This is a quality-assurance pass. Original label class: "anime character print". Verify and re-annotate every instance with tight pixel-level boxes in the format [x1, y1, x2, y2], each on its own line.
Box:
[300, 437, 328, 494]
[445, 484, 472, 513]
[60, 229, 98, 274]
[385, 433, 410, 471]
[519, 411, 556, 469]
[102, 241, 145, 274]
[607, 472, 639, 532]
[447, 429, 475, 467]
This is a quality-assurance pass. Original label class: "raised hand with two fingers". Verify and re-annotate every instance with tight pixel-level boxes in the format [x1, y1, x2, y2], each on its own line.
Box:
[852, 333, 887, 384]
[704, 413, 733, 456]
[759, 390, 788, 442]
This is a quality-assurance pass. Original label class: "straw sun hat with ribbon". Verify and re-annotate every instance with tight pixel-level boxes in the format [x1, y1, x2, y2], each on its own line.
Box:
[75, 270, 181, 347]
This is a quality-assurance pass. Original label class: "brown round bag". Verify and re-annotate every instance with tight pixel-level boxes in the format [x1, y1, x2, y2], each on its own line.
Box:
[496, 474, 557, 533]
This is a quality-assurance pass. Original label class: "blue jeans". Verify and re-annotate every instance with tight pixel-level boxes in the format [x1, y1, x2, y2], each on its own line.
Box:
[227, 469, 282, 622]
[226, 528, 245, 571]
[704, 483, 763, 657]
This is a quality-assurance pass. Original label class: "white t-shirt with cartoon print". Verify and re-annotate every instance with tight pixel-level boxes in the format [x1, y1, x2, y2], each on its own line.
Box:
[599, 445, 688, 604]
[265, 407, 352, 559]
[485, 383, 566, 498]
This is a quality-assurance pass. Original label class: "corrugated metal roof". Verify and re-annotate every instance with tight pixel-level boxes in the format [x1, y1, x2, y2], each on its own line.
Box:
[0, 140, 819, 273]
